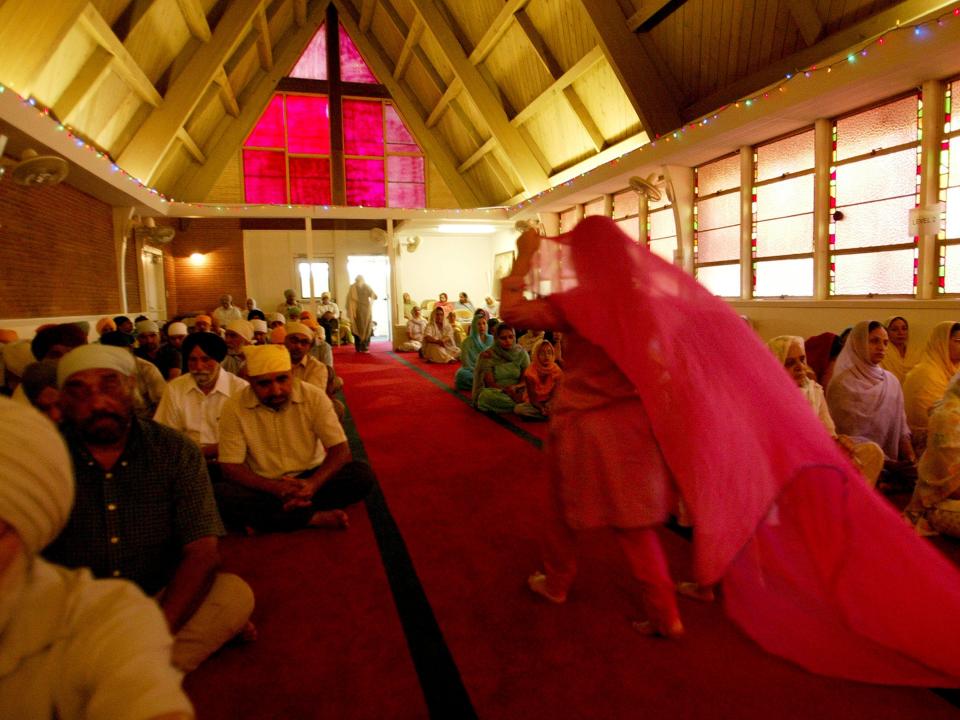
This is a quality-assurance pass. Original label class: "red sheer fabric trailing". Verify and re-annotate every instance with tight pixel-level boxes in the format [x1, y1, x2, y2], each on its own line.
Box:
[245, 95, 285, 148]
[289, 24, 328, 80]
[285, 95, 330, 154]
[345, 158, 385, 206]
[289, 157, 331, 204]
[529, 216, 960, 686]
[242, 150, 286, 203]
[339, 23, 378, 83]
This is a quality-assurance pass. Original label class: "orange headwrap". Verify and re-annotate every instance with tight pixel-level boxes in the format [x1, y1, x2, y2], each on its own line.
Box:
[0, 329, 18, 344]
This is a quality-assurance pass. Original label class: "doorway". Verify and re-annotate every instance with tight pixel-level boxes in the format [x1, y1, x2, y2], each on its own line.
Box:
[346, 255, 390, 339]
[141, 246, 167, 320]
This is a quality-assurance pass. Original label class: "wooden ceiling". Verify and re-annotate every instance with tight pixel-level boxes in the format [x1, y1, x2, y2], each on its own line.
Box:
[0, 0, 939, 208]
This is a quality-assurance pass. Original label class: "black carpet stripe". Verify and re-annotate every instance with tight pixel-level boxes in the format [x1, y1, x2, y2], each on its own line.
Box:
[388, 351, 543, 449]
[338, 394, 479, 720]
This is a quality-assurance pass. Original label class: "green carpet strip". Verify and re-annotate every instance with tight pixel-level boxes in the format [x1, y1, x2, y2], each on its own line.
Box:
[338, 394, 479, 720]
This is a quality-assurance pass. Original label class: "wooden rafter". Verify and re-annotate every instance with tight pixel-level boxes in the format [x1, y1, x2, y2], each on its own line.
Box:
[255, 6, 274, 70]
[788, 0, 824, 46]
[359, 0, 376, 32]
[408, 0, 548, 193]
[577, 0, 680, 138]
[117, 0, 266, 183]
[426, 79, 461, 128]
[394, 17, 424, 79]
[0, 0, 87, 95]
[293, 0, 307, 27]
[177, 127, 206, 163]
[377, 0, 445, 96]
[682, 0, 957, 122]
[175, 0, 212, 42]
[54, 46, 113, 121]
[213, 66, 240, 117]
[332, 0, 480, 206]
[468, 0, 529, 64]
[627, 0, 690, 32]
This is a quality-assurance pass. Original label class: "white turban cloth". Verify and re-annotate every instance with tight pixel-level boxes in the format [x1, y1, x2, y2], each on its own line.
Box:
[57, 345, 135, 388]
[244, 345, 292, 376]
[226, 319, 254, 343]
[0, 398, 74, 553]
[285, 322, 314, 341]
[251, 319, 268, 334]
[166, 322, 188, 337]
[3, 340, 35, 378]
[135, 320, 159, 335]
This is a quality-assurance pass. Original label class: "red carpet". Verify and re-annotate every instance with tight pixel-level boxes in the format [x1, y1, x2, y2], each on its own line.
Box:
[335, 342, 960, 719]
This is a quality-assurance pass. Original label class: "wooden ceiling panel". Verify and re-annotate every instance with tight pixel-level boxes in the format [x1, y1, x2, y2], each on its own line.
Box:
[570, 61, 639, 143]
[464, 159, 508, 205]
[153, 143, 195, 194]
[97, 85, 149, 151]
[416, 28, 454, 85]
[436, 0, 507, 52]
[204, 149, 245, 203]
[389, 0, 419, 31]
[90, 0, 135, 27]
[66, 70, 135, 147]
[268, 0, 295, 40]
[32, 27, 99, 111]
[521, 95, 595, 170]
[485, 149, 522, 198]
[452, 92, 492, 145]
[435, 110, 480, 164]
[369, 5, 405, 63]
[525, 0, 595, 71]
[481, 23, 553, 113]
[125, 0, 193, 84]
[184, 84, 226, 147]
[226, 35, 263, 100]
[404, 55, 444, 110]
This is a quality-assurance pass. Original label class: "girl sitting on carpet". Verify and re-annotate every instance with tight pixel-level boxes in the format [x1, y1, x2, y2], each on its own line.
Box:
[455, 312, 493, 391]
[514, 338, 562, 421]
[472, 324, 529, 413]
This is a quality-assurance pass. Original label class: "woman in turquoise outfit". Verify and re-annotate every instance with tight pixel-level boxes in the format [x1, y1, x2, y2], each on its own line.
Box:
[455, 311, 493, 391]
[472, 323, 530, 412]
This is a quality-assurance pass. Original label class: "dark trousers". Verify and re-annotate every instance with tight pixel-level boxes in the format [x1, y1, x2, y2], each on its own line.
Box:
[318, 317, 338, 345]
[353, 334, 369, 352]
[214, 461, 375, 532]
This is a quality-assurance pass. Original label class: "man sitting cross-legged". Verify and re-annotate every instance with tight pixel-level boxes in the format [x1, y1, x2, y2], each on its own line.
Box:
[217, 345, 374, 532]
[44, 345, 255, 673]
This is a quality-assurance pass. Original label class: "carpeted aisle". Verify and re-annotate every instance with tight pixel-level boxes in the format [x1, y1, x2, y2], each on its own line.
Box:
[336, 342, 960, 720]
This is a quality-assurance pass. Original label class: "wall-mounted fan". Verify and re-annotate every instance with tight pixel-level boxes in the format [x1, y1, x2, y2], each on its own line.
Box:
[1, 148, 69, 186]
[370, 227, 389, 246]
[134, 217, 175, 244]
[403, 235, 421, 253]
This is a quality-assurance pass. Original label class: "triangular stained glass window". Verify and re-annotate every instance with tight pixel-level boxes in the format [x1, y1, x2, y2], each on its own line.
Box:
[289, 23, 379, 84]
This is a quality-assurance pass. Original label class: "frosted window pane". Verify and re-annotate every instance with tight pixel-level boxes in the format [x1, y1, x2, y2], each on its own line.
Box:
[833, 249, 915, 295]
[613, 190, 638, 219]
[947, 185, 960, 239]
[833, 196, 915, 249]
[343, 99, 384, 156]
[285, 95, 330, 154]
[298, 262, 311, 299]
[388, 183, 426, 209]
[385, 105, 419, 153]
[290, 26, 328, 80]
[836, 96, 918, 160]
[345, 158, 385, 206]
[697, 192, 739, 230]
[756, 175, 814, 220]
[243, 150, 286, 203]
[755, 258, 814, 297]
[584, 198, 605, 217]
[697, 226, 740, 263]
[339, 23, 378, 83]
[698, 155, 740, 196]
[560, 209, 578, 232]
[387, 155, 424, 183]
[615, 217, 640, 241]
[756, 130, 814, 181]
[649, 207, 676, 240]
[289, 157, 331, 205]
[649, 237, 677, 263]
[834, 149, 916, 206]
[697, 264, 740, 297]
[951, 138, 960, 187]
[944, 245, 960, 293]
[245, 95, 284, 148]
[755, 214, 814, 257]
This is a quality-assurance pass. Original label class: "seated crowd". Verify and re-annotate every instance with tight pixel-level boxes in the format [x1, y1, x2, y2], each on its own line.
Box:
[0, 289, 374, 718]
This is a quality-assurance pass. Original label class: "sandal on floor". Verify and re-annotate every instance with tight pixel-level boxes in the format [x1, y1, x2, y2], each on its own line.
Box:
[676, 581, 715, 603]
[527, 572, 567, 604]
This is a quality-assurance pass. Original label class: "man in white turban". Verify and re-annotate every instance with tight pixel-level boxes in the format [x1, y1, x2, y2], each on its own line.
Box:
[217, 345, 373, 532]
[0, 398, 194, 719]
[44, 345, 254, 672]
[136, 319, 182, 381]
[222, 319, 254, 377]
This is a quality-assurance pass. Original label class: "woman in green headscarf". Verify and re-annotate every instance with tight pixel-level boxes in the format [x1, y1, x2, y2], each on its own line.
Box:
[455, 311, 493, 390]
[472, 323, 530, 413]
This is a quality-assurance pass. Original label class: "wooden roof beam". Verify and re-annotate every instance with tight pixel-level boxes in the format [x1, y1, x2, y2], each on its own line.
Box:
[213, 66, 240, 117]
[426, 79, 461, 128]
[577, 0, 680, 138]
[627, 0, 690, 33]
[177, 127, 206, 163]
[409, 0, 549, 194]
[788, 0, 824, 46]
[333, 0, 480, 206]
[359, 0, 376, 32]
[293, 0, 307, 27]
[467, 0, 529, 64]
[0, 0, 88, 96]
[117, 0, 266, 183]
[255, 6, 274, 70]
[54, 46, 114, 121]
[175, 0, 212, 42]
[394, 17, 424, 79]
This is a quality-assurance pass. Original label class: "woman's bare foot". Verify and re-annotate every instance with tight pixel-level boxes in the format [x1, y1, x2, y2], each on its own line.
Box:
[308, 509, 350, 529]
[239, 621, 258, 643]
[527, 571, 567, 604]
[676, 581, 716, 602]
[632, 618, 685, 639]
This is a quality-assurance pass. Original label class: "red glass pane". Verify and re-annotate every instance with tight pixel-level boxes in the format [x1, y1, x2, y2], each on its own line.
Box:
[385, 105, 419, 152]
[290, 24, 328, 80]
[343, 99, 384, 156]
[387, 155, 424, 183]
[285, 95, 330, 154]
[345, 158, 385, 206]
[243, 150, 287, 203]
[290, 157, 331, 204]
[339, 23, 378, 83]
[389, 183, 425, 208]
[245, 95, 284, 148]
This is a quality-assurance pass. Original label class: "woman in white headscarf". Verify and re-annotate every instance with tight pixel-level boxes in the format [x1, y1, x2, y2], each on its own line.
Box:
[0, 398, 193, 719]
[902, 321, 960, 454]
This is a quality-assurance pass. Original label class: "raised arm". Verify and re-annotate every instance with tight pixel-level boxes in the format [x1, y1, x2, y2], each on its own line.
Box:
[500, 229, 568, 332]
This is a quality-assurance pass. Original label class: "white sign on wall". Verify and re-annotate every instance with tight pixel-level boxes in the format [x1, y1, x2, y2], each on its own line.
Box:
[909, 205, 942, 236]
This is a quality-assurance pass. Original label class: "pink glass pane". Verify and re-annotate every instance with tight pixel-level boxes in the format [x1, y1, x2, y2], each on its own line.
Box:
[756, 175, 813, 220]
[385, 105, 419, 153]
[389, 183, 426, 208]
[947, 185, 960, 239]
[696, 192, 739, 230]
[245, 95, 284, 148]
[696, 263, 740, 297]
[649, 237, 677, 263]
[836, 96, 918, 160]
[944, 244, 960, 292]
[649, 207, 676, 240]
[387, 155, 424, 183]
[285, 95, 330, 154]
[833, 196, 916, 250]
[290, 25, 328, 80]
[613, 190, 638, 219]
[697, 155, 740, 196]
[339, 23, 378, 83]
[834, 149, 916, 206]
[755, 258, 814, 297]
[756, 130, 814, 181]
[559, 209, 578, 232]
[696, 226, 740, 263]
[755, 214, 814, 257]
[833, 249, 915, 295]
[289, 157, 331, 204]
[584, 198, 605, 217]
[343, 99, 384, 156]
[345, 158, 385, 206]
[243, 150, 287, 203]
[615, 217, 641, 241]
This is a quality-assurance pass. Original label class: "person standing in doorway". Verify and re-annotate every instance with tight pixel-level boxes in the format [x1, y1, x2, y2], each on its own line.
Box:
[346, 276, 377, 353]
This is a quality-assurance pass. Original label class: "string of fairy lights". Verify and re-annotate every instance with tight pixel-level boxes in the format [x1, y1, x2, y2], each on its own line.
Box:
[0, 4, 958, 214]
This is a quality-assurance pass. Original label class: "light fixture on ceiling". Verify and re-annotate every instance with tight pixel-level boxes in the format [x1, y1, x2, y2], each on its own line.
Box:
[437, 223, 496, 235]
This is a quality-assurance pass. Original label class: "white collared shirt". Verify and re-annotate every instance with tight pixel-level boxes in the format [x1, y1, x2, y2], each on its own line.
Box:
[154, 368, 248, 445]
[318, 301, 340, 318]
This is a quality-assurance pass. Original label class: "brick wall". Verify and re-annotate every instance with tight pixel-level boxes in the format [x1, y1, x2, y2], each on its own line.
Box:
[0, 180, 134, 318]
[165, 218, 246, 317]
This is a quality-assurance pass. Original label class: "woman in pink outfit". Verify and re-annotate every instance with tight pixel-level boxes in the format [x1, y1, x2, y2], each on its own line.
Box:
[503, 216, 960, 685]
